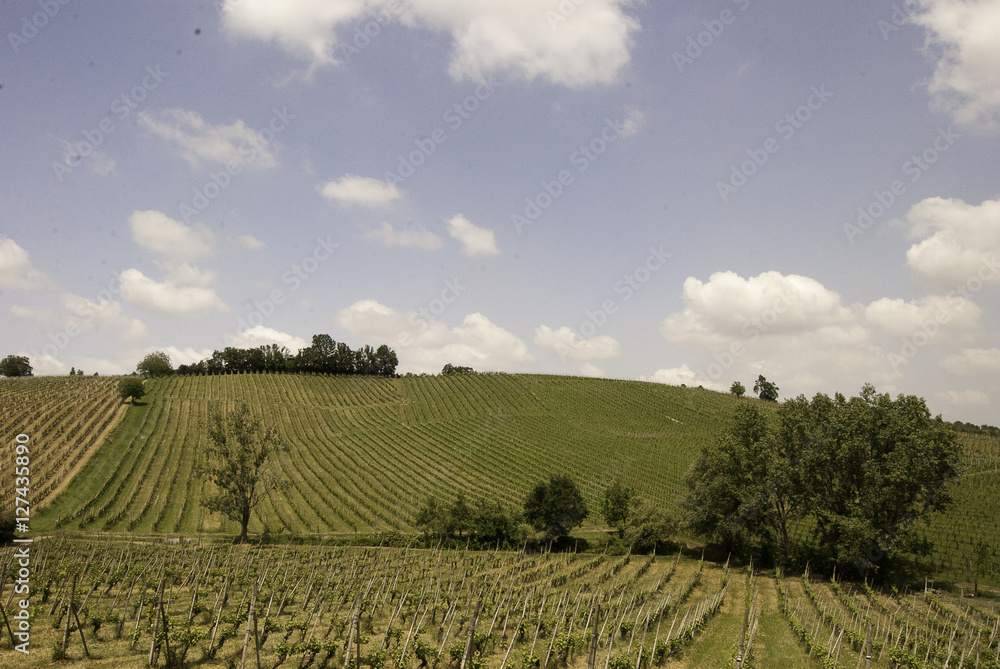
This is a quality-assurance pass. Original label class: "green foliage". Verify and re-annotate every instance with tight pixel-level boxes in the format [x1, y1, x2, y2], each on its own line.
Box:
[523, 473, 588, 543]
[623, 498, 678, 554]
[198, 400, 289, 542]
[136, 350, 173, 377]
[600, 480, 633, 537]
[118, 376, 145, 403]
[415, 493, 522, 548]
[442, 363, 475, 375]
[683, 403, 796, 564]
[730, 381, 745, 398]
[752, 375, 778, 402]
[0, 354, 33, 377]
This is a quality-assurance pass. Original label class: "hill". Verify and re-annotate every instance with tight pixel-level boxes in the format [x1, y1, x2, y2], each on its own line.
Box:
[5, 373, 998, 585]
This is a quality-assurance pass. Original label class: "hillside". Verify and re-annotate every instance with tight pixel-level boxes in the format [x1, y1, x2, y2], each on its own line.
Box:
[6, 373, 999, 585]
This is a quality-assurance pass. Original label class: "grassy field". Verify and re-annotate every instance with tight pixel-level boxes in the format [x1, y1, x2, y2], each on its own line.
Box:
[3, 372, 999, 589]
[0, 538, 995, 668]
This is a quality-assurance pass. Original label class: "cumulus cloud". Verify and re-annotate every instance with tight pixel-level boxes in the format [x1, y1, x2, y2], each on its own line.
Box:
[138, 109, 278, 170]
[225, 325, 309, 351]
[337, 299, 532, 373]
[61, 294, 150, 344]
[119, 268, 229, 318]
[222, 0, 640, 87]
[640, 364, 719, 390]
[446, 214, 499, 256]
[621, 108, 644, 137]
[319, 175, 403, 209]
[864, 294, 980, 339]
[0, 238, 53, 291]
[363, 222, 443, 250]
[237, 234, 265, 250]
[903, 197, 1000, 288]
[658, 270, 889, 396]
[534, 325, 621, 360]
[911, 0, 1000, 129]
[940, 347, 1000, 375]
[129, 210, 215, 262]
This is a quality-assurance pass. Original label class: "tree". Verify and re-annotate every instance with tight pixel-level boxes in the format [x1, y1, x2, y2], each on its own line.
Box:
[601, 480, 634, 537]
[448, 493, 474, 539]
[786, 385, 960, 578]
[966, 540, 996, 597]
[683, 403, 798, 565]
[470, 499, 522, 549]
[624, 499, 678, 554]
[0, 355, 32, 377]
[523, 474, 588, 544]
[118, 377, 145, 403]
[442, 363, 474, 375]
[70, 367, 76, 376]
[730, 381, 745, 398]
[414, 495, 450, 543]
[753, 375, 778, 401]
[198, 401, 288, 542]
[136, 351, 173, 377]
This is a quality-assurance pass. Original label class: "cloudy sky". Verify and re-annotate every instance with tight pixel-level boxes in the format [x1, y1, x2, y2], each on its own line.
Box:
[2, 0, 998, 423]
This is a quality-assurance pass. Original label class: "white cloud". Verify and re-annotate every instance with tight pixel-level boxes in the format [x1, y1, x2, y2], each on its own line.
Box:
[621, 108, 644, 137]
[319, 175, 402, 209]
[640, 364, 720, 390]
[129, 210, 215, 262]
[445, 214, 500, 256]
[911, 0, 1000, 129]
[864, 294, 980, 339]
[223, 0, 640, 87]
[903, 197, 1000, 288]
[7, 304, 58, 325]
[152, 346, 216, 367]
[225, 325, 309, 351]
[363, 222, 443, 250]
[578, 363, 606, 377]
[936, 389, 990, 407]
[940, 347, 1000, 375]
[0, 238, 54, 291]
[533, 325, 621, 360]
[138, 109, 278, 170]
[337, 299, 533, 373]
[658, 270, 890, 397]
[60, 293, 151, 344]
[237, 234, 265, 250]
[119, 268, 229, 318]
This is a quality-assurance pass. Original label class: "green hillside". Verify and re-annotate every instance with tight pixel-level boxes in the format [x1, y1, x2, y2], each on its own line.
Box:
[19, 373, 1000, 585]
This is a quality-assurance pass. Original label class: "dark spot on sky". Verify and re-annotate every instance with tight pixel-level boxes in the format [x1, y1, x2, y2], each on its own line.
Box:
[89, 61, 95, 68]
[176, 49, 183, 56]
[195, 28, 201, 35]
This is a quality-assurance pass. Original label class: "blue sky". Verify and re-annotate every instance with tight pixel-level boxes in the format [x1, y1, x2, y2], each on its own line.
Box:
[1, 0, 998, 423]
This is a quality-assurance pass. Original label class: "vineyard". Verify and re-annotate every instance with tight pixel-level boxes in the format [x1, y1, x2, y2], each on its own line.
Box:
[0, 538, 997, 668]
[0, 376, 126, 511]
[1, 373, 998, 589]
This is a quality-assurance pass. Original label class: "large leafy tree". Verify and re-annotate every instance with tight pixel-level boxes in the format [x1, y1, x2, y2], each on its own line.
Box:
[786, 385, 960, 577]
[753, 375, 779, 402]
[199, 401, 288, 542]
[136, 351, 173, 377]
[118, 377, 145, 403]
[0, 355, 32, 377]
[600, 480, 634, 537]
[624, 499, 678, 555]
[523, 473, 588, 544]
[683, 403, 798, 565]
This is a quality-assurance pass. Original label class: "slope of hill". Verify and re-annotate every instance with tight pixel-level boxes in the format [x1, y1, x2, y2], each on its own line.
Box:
[7, 373, 999, 585]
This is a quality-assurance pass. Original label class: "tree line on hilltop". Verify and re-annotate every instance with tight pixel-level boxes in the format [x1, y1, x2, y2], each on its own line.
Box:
[135, 334, 399, 378]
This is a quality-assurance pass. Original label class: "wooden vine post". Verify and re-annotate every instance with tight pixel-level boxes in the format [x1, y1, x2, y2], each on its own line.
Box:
[460, 600, 482, 669]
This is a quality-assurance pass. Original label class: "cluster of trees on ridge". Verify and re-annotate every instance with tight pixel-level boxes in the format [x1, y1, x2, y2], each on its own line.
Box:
[132, 334, 399, 378]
